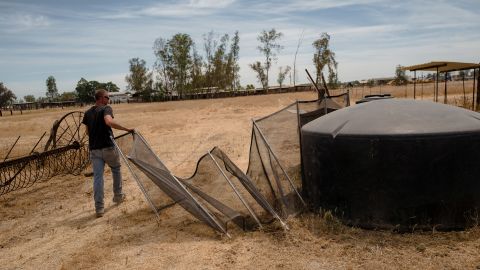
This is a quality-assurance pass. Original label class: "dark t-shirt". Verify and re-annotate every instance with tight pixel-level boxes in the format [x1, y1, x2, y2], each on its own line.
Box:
[82, 105, 114, 150]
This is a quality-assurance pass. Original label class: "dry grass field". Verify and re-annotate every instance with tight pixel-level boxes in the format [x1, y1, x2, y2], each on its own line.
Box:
[1, 85, 480, 269]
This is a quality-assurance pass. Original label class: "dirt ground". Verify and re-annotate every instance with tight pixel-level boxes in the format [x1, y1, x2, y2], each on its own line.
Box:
[1, 88, 480, 269]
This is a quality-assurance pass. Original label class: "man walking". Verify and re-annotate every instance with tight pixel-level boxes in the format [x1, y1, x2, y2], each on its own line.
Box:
[82, 89, 133, 217]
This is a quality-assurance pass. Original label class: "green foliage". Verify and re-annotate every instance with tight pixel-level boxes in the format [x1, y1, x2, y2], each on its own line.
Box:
[312, 33, 338, 91]
[203, 31, 241, 92]
[75, 78, 119, 102]
[367, 79, 375, 88]
[104, 81, 120, 92]
[253, 28, 283, 89]
[230, 31, 241, 91]
[59, 91, 76, 101]
[249, 61, 268, 90]
[153, 34, 194, 98]
[125, 58, 151, 93]
[46, 75, 58, 101]
[393, 65, 408, 85]
[211, 34, 229, 90]
[0, 82, 16, 107]
[153, 31, 241, 99]
[75, 78, 95, 103]
[245, 84, 255, 90]
[168, 33, 193, 98]
[191, 44, 204, 91]
[24, 95, 35, 102]
[277, 65, 291, 88]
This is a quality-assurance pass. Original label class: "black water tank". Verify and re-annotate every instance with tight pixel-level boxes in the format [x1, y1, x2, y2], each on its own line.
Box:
[301, 99, 480, 230]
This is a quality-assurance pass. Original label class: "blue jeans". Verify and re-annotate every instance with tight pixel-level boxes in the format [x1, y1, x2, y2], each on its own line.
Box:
[90, 147, 123, 211]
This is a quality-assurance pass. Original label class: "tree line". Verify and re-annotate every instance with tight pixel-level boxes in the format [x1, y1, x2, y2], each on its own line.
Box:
[125, 31, 241, 100]
[125, 29, 339, 100]
[0, 29, 338, 106]
[0, 75, 121, 107]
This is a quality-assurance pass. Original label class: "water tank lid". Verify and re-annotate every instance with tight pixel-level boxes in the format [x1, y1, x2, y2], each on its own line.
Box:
[302, 99, 480, 137]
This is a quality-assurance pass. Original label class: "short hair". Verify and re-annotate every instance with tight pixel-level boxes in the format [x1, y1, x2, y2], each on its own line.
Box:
[95, 89, 108, 100]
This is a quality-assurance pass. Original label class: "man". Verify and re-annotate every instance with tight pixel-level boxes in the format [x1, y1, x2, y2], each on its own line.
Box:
[82, 89, 133, 217]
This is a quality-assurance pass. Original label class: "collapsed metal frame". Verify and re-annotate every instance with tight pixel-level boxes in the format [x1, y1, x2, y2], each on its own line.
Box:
[111, 79, 349, 236]
[112, 132, 234, 237]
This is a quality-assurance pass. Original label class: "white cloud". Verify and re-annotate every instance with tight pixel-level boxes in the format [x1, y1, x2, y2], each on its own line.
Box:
[0, 13, 51, 33]
[249, 0, 379, 15]
[102, 0, 236, 19]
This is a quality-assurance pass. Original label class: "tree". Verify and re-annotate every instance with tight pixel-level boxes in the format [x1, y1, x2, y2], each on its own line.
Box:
[46, 75, 59, 101]
[125, 58, 151, 94]
[254, 29, 283, 89]
[393, 65, 408, 85]
[249, 61, 268, 90]
[293, 30, 305, 86]
[154, 34, 194, 99]
[75, 79, 119, 102]
[312, 33, 338, 94]
[367, 79, 375, 88]
[202, 31, 240, 92]
[191, 44, 204, 92]
[211, 34, 229, 90]
[153, 37, 172, 96]
[0, 82, 16, 107]
[229, 31, 241, 91]
[104, 81, 120, 92]
[24, 95, 35, 102]
[327, 61, 339, 89]
[277, 65, 291, 89]
[168, 33, 193, 98]
[75, 78, 95, 103]
[203, 31, 217, 89]
[59, 91, 76, 101]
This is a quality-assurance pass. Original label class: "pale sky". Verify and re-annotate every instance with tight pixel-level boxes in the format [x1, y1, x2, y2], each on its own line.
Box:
[1, 0, 479, 99]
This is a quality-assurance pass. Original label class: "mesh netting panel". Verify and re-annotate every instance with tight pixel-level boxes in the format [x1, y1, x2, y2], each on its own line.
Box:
[114, 132, 228, 234]
[298, 92, 350, 127]
[179, 154, 249, 228]
[247, 124, 303, 217]
[115, 133, 174, 210]
[245, 102, 304, 218]
[254, 102, 301, 175]
[209, 147, 283, 225]
[185, 147, 284, 227]
[246, 92, 350, 218]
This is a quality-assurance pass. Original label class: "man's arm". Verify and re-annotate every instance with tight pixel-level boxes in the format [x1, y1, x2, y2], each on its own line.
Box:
[104, 115, 133, 132]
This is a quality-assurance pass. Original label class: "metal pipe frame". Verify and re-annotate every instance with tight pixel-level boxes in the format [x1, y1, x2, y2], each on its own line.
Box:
[208, 151, 262, 229]
[252, 120, 307, 208]
[134, 132, 230, 237]
[110, 134, 161, 223]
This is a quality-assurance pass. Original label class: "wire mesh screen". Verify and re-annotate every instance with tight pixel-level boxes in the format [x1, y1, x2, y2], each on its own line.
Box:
[115, 132, 231, 235]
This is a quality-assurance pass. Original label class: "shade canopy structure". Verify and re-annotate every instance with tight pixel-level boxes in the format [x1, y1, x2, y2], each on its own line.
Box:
[402, 61, 480, 108]
[402, 61, 480, 73]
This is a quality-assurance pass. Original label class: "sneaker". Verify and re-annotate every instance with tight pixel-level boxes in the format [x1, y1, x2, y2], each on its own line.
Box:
[113, 194, 126, 204]
[96, 208, 104, 218]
